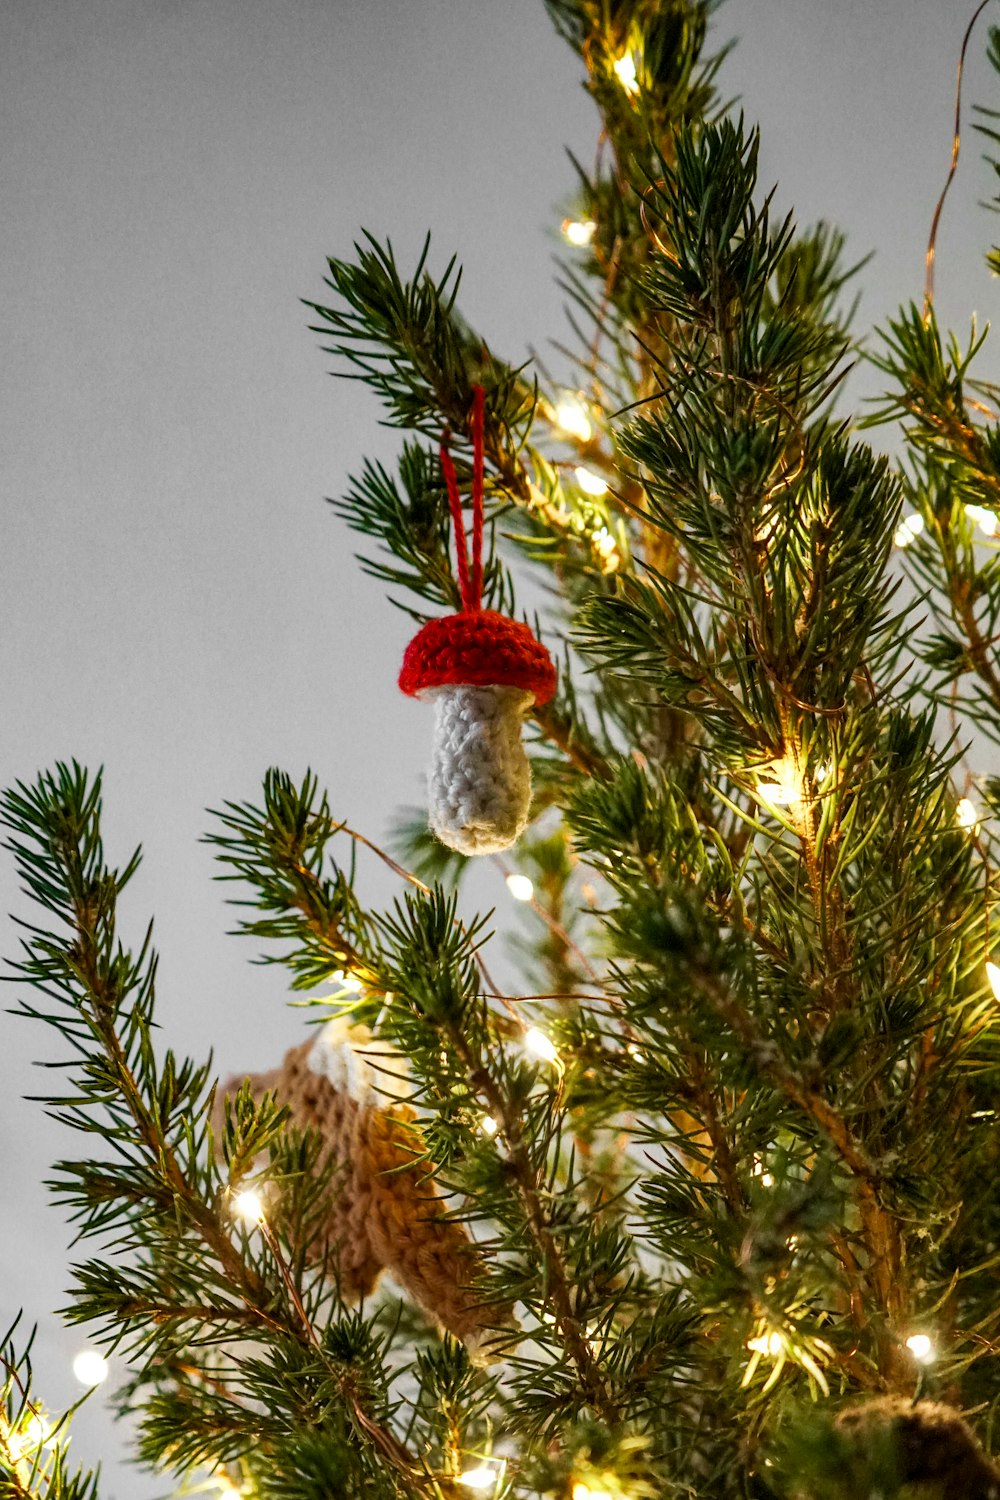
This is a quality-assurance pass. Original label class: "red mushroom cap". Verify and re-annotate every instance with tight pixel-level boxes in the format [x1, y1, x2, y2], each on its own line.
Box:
[399, 610, 557, 705]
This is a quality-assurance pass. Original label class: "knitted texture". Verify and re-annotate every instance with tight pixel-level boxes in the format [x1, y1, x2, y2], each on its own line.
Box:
[835, 1398, 1000, 1498]
[399, 610, 557, 705]
[214, 1032, 495, 1342]
[399, 390, 556, 856]
[426, 682, 533, 855]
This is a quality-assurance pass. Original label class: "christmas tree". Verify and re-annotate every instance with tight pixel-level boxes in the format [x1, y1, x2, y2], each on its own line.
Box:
[6, 3, 1000, 1496]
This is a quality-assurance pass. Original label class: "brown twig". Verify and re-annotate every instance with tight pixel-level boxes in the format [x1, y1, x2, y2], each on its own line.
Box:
[698, 967, 908, 1383]
[67, 882, 430, 1487]
[446, 1017, 619, 1424]
[530, 699, 610, 780]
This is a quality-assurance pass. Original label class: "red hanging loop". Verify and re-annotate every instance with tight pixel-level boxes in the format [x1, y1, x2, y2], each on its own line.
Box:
[439, 384, 486, 614]
[470, 383, 484, 610]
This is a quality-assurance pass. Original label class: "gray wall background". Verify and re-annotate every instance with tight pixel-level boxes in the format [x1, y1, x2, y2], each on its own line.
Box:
[2, 1, 997, 1492]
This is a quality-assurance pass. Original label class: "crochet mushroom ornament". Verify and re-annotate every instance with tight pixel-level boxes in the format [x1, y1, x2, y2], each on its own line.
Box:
[399, 386, 556, 855]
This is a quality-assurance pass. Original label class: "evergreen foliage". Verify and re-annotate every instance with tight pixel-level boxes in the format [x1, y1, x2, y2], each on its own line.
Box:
[7, 6, 1000, 1498]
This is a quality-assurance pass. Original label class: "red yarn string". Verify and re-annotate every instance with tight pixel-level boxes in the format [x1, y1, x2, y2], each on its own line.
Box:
[470, 384, 485, 610]
[439, 384, 486, 614]
[439, 439, 472, 611]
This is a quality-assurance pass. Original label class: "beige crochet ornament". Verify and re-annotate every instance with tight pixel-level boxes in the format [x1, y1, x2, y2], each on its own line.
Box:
[214, 1017, 495, 1344]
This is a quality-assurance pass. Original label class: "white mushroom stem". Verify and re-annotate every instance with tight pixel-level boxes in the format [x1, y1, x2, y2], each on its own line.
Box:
[423, 682, 534, 855]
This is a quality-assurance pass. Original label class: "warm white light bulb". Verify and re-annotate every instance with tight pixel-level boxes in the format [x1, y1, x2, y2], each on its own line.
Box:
[8, 1413, 55, 1462]
[573, 1486, 614, 1500]
[613, 50, 639, 94]
[987, 961, 1000, 1000]
[554, 396, 593, 442]
[755, 751, 806, 808]
[208, 1476, 242, 1498]
[233, 1189, 265, 1225]
[592, 526, 618, 560]
[459, 1470, 495, 1492]
[966, 503, 998, 537]
[562, 218, 596, 247]
[331, 969, 364, 993]
[747, 1331, 784, 1356]
[506, 873, 534, 902]
[72, 1349, 109, 1386]
[956, 797, 979, 831]
[906, 1333, 935, 1363]
[458, 1458, 504, 1492]
[524, 1027, 559, 1065]
[574, 465, 608, 497]
[480, 1113, 499, 1138]
[894, 513, 925, 548]
[756, 780, 797, 807]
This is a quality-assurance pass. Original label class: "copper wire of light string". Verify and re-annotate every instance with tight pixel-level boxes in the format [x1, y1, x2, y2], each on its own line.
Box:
[493, 852, 603, 986]
[329, 821, 521, 1024]
[639, 178, 673, 259]
[925, 0, 994, 317]
[336, 821, 432, 893]
[439, 385, 486, 613]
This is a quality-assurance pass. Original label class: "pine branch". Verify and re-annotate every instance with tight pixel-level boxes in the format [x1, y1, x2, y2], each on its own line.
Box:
[1, 1318, 101, 1500]
[207, 769, 378, 989]
[1, 766, 433, 1493]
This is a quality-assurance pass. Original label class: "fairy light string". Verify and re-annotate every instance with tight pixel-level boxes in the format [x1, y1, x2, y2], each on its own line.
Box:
[924, 0, 993, 315]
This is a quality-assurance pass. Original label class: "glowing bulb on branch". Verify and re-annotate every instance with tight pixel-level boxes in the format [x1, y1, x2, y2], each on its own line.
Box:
[987, 961, 1000, 1000]
[7, 1412, 55, 1463]
[524, 1026, 559, 1066]
[561, 217, 596, 247]
[479, 1113, 499, 1138]
[574, 465, 608, 497]
[893, 512, 925, 548]
[757, 781, 794, 805]
[458, 1457, 505, 1492]
[554, 395, 593, 442]
[756, 757, 803, 809]
[207, 1475, 243, 1498]
[232, 1188, 266, 1226]
[747, 1331, 784, 1357]
[590, 525, 620, 564]
[331, 969, 364, 993]
[574, 1485, 614, 1500]
[956, 798, 980, 832]
[966, 503, 998, 537]
[613, 50, 639, 94]
[72, 1349, 109, 1386]
[906, 1333, 936, 1364]
[505, 872, 534, 902]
